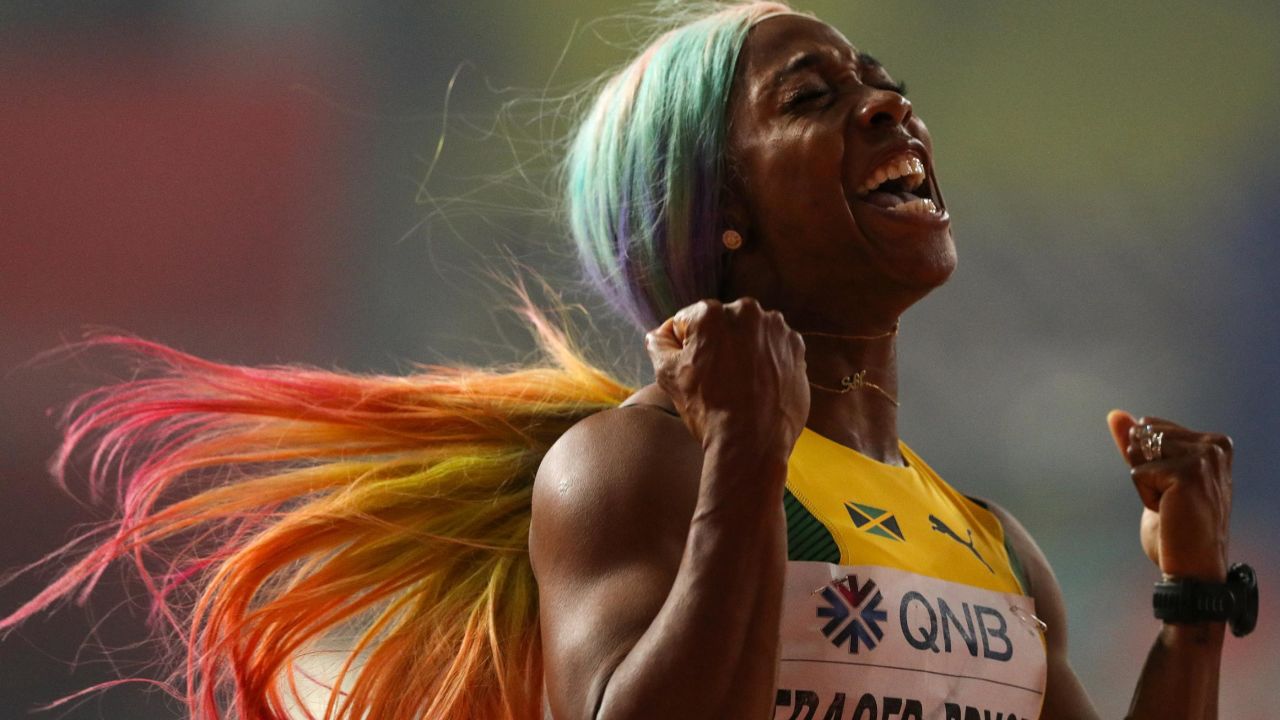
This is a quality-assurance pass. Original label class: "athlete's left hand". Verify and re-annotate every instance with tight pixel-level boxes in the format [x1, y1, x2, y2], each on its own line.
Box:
[1106, 411, 1232, 582]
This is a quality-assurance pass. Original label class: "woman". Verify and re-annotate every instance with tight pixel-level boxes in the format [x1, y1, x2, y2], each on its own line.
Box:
[2, 2, 1247, 719]
[542, 2, 1249, 712]
[536, 4, 1242, 719]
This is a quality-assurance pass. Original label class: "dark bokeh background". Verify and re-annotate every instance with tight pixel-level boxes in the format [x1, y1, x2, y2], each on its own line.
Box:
[2, 2, 1276, 718]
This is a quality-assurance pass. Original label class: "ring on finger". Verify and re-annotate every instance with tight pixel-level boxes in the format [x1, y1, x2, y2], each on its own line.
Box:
[1137, 424, 1165, 462]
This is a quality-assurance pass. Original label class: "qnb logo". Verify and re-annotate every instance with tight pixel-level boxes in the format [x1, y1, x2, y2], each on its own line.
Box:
[900, 591, 1014, 662]
[816, 574, 887, 653]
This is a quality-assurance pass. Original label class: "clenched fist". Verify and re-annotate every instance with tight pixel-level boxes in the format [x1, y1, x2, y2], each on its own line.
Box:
[645, 297, 810, 464]
[1107, 410, 1233, 582]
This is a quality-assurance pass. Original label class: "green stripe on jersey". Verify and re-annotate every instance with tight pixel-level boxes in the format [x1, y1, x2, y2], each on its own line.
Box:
[783, 489, 840, 564]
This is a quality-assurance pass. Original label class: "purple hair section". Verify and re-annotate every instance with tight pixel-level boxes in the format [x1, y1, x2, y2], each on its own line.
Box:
[565, 3, 795, 333]
[683, 159, 728, 305]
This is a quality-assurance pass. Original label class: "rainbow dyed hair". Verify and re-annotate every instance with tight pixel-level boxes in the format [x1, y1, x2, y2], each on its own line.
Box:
[3, 3, 795, 718]
[567, 1, 793, 330]
[3, 294, 632, 719]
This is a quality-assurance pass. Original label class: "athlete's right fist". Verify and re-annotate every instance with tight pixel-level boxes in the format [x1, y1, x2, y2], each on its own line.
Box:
[644, 297, 810, 458]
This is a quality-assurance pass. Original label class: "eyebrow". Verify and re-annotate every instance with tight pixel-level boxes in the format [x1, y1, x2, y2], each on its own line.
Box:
[769, 51, 828, 90]
[858, 51, 907, 94]
[769, 49, 883, 91]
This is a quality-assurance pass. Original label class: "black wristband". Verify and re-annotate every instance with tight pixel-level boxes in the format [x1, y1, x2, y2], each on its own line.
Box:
[1153, 562, 1258, 637]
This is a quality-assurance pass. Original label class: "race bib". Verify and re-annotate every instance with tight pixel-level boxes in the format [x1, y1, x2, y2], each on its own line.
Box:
[774, 562, 1047, 720]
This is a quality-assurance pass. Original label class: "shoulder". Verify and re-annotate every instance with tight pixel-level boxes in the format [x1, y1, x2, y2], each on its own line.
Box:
[530, 383, 701, 574]
[616, 381, 680, 415]
[535, 383, 688, 497]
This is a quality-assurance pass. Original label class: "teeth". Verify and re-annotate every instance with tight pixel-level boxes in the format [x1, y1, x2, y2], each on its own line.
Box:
[886, 197, 938, 215]
[857, 154, 927, 195]
[902, 157, 925, 192]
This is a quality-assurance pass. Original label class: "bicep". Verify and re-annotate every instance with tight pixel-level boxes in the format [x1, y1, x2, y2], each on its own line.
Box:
[530, 408, 700, 719]
[986, 501, 1101, 720]
[536, 551, 679, 719]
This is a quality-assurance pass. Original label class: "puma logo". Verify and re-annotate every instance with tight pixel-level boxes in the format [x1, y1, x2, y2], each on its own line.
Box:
[928, 515, 993, 574]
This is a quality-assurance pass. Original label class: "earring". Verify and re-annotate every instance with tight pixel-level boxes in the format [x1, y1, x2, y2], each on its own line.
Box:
[722, 229, 743, 250]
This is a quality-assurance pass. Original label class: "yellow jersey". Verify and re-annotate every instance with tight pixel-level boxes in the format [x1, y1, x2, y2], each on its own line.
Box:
[773, 427, 1048, 720]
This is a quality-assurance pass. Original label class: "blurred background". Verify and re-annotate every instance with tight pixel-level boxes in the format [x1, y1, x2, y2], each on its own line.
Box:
[1, 1, 1275, 717]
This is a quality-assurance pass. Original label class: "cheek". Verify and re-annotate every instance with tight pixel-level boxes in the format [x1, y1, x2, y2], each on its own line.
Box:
[726, 110, 857, 245]
[743, 133, 862, 274]
[747, 125, 847, 207]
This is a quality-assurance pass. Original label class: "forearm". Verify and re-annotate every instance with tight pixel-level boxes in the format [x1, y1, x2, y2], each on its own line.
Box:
[731, 492, 789, 718]
[595, 441, 789, 720]
[1125, 622, 1224, 720]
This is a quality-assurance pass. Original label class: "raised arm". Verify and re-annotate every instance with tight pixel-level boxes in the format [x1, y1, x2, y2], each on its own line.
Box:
[530, 297, 809, 720]
[1109, 411, 1233, 719]
[986, 410, 1235, 720]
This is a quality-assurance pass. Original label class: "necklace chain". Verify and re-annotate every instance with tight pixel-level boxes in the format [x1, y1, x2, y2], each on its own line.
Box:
[795, 321, 898, 341]
[797, 322, 899, 406]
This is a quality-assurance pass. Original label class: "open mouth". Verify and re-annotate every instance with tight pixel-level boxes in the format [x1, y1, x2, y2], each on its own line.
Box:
[851, 152, 945, 220]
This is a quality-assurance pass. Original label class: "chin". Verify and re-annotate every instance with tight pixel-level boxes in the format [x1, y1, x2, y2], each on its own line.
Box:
[881, 229, 957, 295]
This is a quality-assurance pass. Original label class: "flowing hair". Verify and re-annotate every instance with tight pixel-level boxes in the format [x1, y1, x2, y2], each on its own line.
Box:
[2, 2, 794, 718]
[3, 289, 633, 720]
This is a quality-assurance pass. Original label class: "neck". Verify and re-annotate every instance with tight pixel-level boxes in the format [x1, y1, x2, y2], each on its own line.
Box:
[798, 320, 902, 466]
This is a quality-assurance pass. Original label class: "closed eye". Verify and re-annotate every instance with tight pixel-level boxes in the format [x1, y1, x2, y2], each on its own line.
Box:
[857, 51, 907, 97]
[783, 84, 831, 109]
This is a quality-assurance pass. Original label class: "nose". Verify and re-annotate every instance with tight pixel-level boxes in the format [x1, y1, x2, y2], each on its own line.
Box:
[856, 88, 912, 129]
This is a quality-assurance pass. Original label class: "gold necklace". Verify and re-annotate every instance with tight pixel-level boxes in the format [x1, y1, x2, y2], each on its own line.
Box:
[795, 321, 898, 342]
[807, 369, 899, 406]
[798, 322, 900, 406]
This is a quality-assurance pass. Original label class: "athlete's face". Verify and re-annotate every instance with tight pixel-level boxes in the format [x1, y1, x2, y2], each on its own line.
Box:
[720, 15, 955, 326]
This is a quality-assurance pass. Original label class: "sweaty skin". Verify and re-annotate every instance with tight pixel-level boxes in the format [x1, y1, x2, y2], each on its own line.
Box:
[531, 14, 1233, 720]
